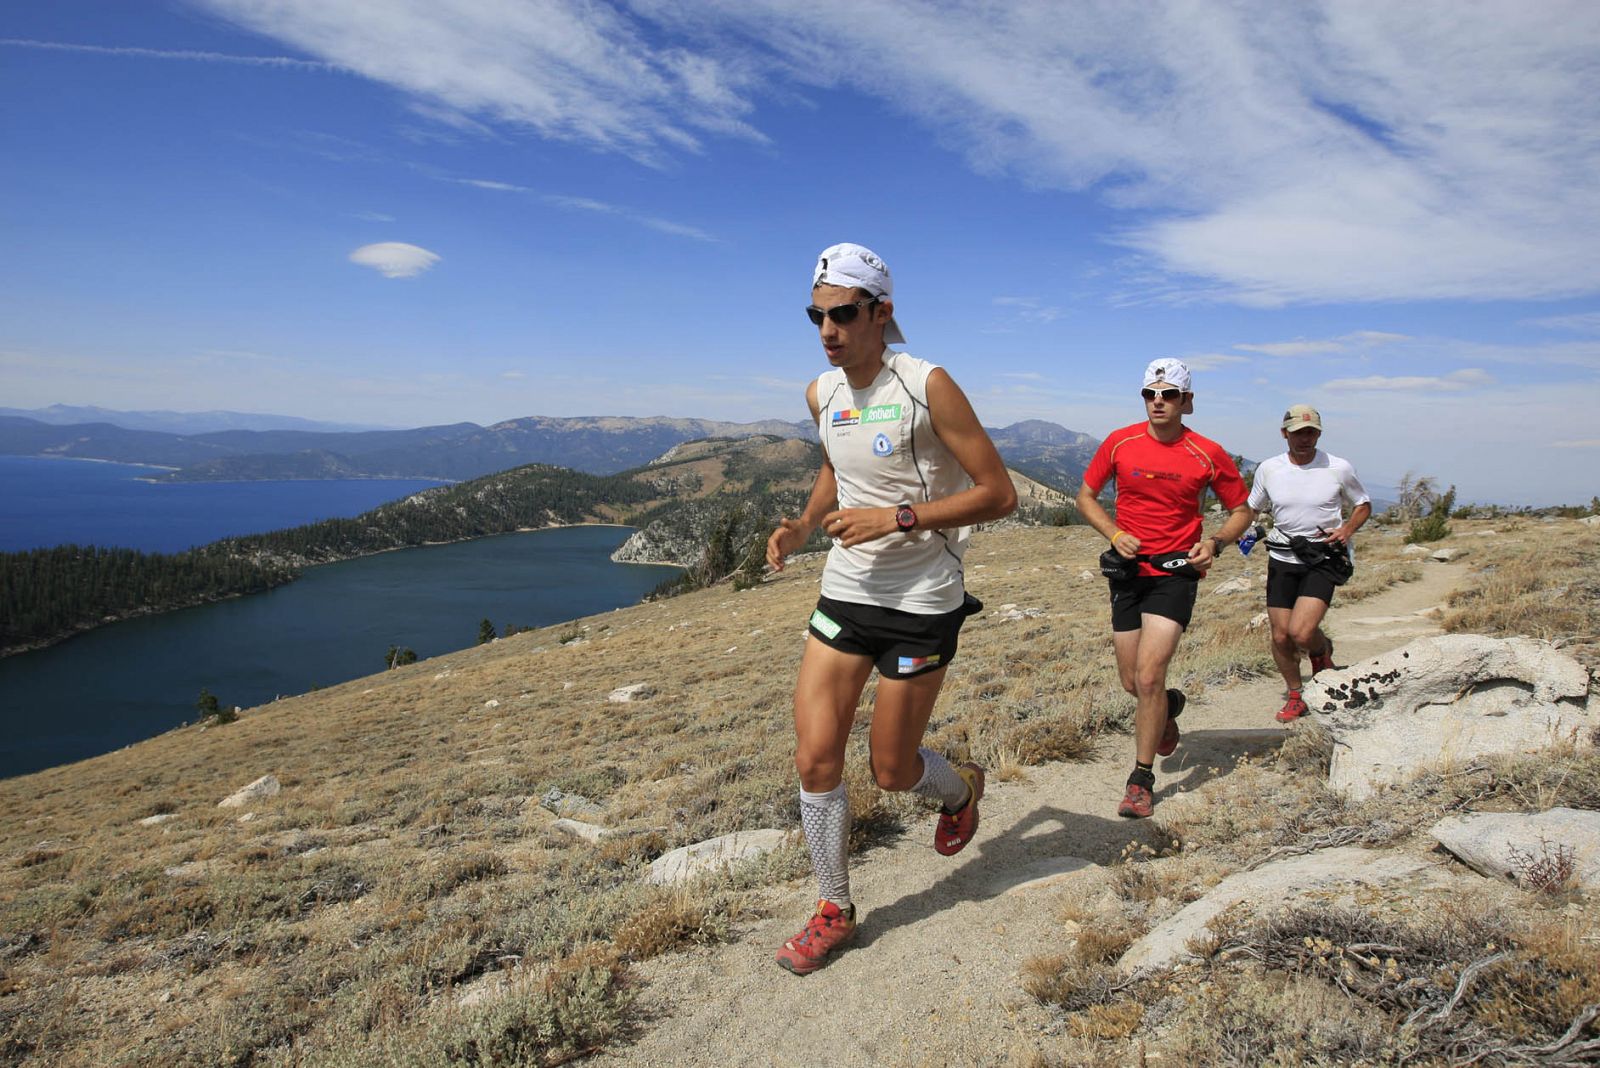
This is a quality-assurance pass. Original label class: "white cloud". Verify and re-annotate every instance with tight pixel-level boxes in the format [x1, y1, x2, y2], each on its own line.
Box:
[194, 0, 765, 163]
[0, 36, 337, 69]
[1525, 313, 1600, 334]
[348, 242, 440, 278]
[348, 210, 395, 222]
[991, 297, 1061, 324]
[1321, 368, 1492, 392]
[1234, 331, 1412, 357]
[1182, 353, 1252, 371]
[448, 177, 717, 241]
[193, 1, 1600, 304]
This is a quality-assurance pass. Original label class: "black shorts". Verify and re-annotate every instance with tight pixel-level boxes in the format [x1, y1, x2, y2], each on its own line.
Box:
[1109, 575, 1198, 632]
[1266, 557, 1337, 609]
[807, 595, 969, 679]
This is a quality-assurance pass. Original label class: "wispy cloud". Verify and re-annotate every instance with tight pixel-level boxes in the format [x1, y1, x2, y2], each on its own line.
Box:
[1321, 368, 1492, 392]
[348, 242, 440, 278]
[0, 36, 337, 70]
[991, 296, 1061, 324]
[1235, 331, 1412, 357]
[348, 210, 395, 222]
[452, 178, 717, 242]
[185, 3, 1600, 304]
[1525, 313, 1600, 334]
[194, 0, 765, 164]
[1182, 353, 1252, 371]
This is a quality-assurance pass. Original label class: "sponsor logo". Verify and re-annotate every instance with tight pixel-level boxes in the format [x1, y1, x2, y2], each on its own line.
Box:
[872, 432, 893, 457]
[809, 609, 842, 640]
[862, 403, 901, 423]
[1128, 466, 1183, 482]
[831, 408, 861, 427]
[1159, 557, 1189, 570]
[897, 654, 942, 674]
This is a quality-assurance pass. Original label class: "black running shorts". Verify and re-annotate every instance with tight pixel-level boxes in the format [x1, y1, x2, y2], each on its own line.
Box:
[1109, 574, 1199, 632]
[807, 595, 968, 679]
[1266, 557, 1337, 609]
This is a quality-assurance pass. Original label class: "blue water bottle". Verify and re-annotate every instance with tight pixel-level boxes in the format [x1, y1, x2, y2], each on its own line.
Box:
[1238, 524, 1264, 555]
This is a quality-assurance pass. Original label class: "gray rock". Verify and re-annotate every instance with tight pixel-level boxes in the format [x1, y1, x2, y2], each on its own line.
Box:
[1580, 515, 1600, 527]
[217, 774, 280, 808]
[1119, 847, 1451, 974]
[1247, 611, 1270, 631]
[551, 818, 614, 842]
[1401, 544, 1430, 555]
[138, 813, 177, 827]
[607, 683, 656, 703]
[1211, 576, 1253, 595]
[1305, 635, 1593, 799]
[537, 788, 606, 822]
[646, 829, 791, 886]
[1430, 808, 1600, 891]
[1429, 547, 1465, 562]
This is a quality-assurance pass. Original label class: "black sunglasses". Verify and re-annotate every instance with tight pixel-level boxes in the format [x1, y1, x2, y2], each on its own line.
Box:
[1141, 387, 1184, 402]
[806, 298, 878, 327]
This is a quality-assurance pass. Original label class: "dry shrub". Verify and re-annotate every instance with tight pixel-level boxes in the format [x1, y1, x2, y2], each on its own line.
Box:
[1067, 1001, 1144, 1040]
[416, 850, 508, 900]
[1274, 720, 1334, 775]
[1074, 920, 1138, 964]
[1020, 953, 1121, 1012]
[594, 831, 667, 868]
[611, 893, 728, 961]
[1445, 747, 1600, 812]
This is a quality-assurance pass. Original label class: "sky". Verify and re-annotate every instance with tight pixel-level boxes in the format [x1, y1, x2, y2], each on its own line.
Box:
[2, 1, 1598, 505]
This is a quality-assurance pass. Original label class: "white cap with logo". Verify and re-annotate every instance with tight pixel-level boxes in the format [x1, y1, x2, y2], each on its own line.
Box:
[813, 242, 906, 345]
[1282, 404, 1322, 432]
[1142, 358, 1192, 393]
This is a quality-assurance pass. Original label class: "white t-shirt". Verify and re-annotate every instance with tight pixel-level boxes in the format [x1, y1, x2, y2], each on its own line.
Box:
[815, 349, 972, 614]
[1247, 450, 1370, 565]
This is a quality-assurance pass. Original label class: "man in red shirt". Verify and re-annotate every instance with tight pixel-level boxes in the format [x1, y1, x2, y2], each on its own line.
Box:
[1075, 359, 1254, 818]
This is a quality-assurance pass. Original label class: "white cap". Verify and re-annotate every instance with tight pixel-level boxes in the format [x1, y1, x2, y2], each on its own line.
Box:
[1142, 357, 1192, 393]
[812, 242, 906, 345]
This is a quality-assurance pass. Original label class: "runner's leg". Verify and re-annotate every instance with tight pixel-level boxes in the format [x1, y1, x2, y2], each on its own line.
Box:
[1131, 614, 1184, 764]
[1267, 606, 1302, 691]
[1287, 595, 1332, 661]
[866, 667, 956, 795]
[792, 639, 874, 906]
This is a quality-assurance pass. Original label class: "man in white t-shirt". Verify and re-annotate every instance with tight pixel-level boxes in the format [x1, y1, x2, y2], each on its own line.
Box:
[764, 243, 1016, 975]
[1245, 404, 1372, 721]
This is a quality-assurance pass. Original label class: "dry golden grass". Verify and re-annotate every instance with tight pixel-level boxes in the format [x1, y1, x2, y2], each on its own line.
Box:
[0, 518, 1592, 1065]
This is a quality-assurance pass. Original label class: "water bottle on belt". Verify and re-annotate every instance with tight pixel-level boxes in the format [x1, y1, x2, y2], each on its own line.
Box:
[1237, 524, 1265, 555]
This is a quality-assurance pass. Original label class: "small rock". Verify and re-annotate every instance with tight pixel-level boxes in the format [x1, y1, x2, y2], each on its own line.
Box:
[1211, 576, 1253, 595]
[1401, 544, 1430, 556]
[1247, 611, 1269, 630]
[218, 774, 280, 809]
[1430, 547, 1465, 562]
[484, 699, 500, 708]
[551, 818, 613, 842]
[138, 813, 177, 827]
[646, 829, 791, 886]
[607, 683, 656, 703]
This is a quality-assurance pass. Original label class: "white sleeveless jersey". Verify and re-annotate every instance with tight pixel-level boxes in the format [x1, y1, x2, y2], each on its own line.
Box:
[816, 350, 972, 614]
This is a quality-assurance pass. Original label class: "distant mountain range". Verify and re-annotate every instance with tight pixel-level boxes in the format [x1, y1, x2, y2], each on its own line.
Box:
[0, 404, 387, 435]
[0, 409, 1104, 490]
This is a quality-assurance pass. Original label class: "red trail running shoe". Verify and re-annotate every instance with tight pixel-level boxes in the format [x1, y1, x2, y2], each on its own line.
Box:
[1118, 768, 1155, 819]
[1276, 690, 1309, 722]
[934, 762, 986, 856]
[774, 900, 857, 975]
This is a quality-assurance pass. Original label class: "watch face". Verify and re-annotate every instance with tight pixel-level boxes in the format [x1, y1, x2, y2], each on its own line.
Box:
[896, 506, 916, 531]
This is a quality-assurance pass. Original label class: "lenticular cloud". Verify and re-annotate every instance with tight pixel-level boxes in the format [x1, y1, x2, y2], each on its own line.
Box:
[348, 242, 439, 279]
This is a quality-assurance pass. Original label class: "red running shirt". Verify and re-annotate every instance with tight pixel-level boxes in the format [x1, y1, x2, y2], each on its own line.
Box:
[1082, 422, 1248, 577]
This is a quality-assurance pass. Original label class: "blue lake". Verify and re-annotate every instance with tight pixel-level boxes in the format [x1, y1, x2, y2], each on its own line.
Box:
[0, 455, 447, 553]
[0, 459, 681, 779]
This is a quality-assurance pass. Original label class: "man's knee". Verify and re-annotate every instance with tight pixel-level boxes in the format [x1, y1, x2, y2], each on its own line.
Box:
[1289, 625, 1319, 651]
[794, 745, 842, 788]
[1133, 666, 1169, 698]
[867, 749, 921, 791]
[1271, 629, 1297, 655]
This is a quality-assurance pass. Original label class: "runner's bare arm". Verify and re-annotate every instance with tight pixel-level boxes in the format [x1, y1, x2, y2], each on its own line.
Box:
[1189, 503, 1255, 567]
[767, 381, 837, 571]
[1076, 479, 1140, 557]
[1326, 501, 1372, 547]
[821, 368, 1017, 548]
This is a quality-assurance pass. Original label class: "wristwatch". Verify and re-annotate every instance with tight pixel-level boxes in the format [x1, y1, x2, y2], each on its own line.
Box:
[895, 503, 918, 532]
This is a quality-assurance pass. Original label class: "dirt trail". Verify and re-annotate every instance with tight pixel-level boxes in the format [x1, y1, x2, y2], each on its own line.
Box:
[597, 562, 1468, 1068]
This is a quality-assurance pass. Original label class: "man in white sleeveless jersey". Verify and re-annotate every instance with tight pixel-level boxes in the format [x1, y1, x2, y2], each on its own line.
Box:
[765, 243, 1017, 975]
[1246, 404, 1371, 721]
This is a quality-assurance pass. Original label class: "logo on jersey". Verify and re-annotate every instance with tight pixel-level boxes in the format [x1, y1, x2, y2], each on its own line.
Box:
[809, 609, 842, 640]
[831, 403, 901, 429]
[1128, 466, 1183, 482]
[872, 433, 893, 456]
[897, 654, 942, 674]
[1158, 557, 1189, 570]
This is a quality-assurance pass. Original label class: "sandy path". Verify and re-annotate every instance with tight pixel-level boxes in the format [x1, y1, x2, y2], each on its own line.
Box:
[596, 562, 1467, 1068]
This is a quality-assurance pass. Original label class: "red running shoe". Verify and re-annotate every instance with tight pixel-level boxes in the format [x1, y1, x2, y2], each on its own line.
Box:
[1157, 688, 1185, 757]
[1118, 771, 1155, 819]
[934, 762, 986, 856]
[1309, 638, 1336, 676]
[774, 900, 857, 975]
[1276, 690, 1309, 722]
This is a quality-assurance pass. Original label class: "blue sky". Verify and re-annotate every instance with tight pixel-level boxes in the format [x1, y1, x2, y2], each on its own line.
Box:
[3, 1, 1597, 505]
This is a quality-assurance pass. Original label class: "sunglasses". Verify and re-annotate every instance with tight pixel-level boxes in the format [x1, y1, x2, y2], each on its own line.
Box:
[806, 298, 878, 327]
[1141, 387, 1185, 402]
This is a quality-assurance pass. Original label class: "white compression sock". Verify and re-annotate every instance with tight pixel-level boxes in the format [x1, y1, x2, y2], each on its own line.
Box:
[909, 747, 970, 811]
[799, 783, 851, 906]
